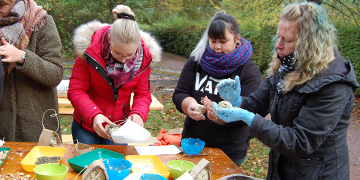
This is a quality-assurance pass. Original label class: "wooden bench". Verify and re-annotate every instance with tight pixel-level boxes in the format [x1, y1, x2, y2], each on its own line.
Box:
[58, 93, 164, 115]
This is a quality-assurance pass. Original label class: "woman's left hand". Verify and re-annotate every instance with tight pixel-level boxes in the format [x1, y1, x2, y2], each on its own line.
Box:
[0, 37, 24, 63]
[128, 114, 144, 127]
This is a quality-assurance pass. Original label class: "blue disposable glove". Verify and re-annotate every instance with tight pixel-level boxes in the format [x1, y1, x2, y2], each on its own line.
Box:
[216, 75, 242, 107]
[213, 102, 255, 126]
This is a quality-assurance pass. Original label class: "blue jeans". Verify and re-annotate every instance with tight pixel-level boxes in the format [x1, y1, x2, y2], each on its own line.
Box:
[71, 120, 123, 145]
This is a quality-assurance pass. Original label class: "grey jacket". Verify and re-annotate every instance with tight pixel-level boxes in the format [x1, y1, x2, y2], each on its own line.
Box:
[242, 49, 359, 179]
[0, 15, 63, 142]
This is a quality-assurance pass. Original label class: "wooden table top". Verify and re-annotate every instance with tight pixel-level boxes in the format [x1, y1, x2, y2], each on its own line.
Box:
[1, 142, 244, 179]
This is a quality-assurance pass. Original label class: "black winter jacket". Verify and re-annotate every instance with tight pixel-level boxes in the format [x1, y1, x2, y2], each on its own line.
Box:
[242, 49, 359, 179]
[173, 57, 262, 162]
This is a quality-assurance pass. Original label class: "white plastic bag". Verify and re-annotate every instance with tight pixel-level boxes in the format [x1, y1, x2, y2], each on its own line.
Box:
[111, 120, 159, 144]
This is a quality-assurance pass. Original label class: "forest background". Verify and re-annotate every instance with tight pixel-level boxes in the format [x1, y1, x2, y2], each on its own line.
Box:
[37, 0, 360, 85]
[36, 0, 360, 178]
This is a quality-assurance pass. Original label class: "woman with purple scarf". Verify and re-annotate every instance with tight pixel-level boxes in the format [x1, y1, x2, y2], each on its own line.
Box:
[172, 11, 262, 166]
[68, 5, 161, 145]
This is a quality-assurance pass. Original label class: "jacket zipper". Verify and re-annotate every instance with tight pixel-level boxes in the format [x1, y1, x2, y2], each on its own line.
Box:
[85, 52, 118, 102]
[85, 52, 106, 72]
[123, 104, 127, 120]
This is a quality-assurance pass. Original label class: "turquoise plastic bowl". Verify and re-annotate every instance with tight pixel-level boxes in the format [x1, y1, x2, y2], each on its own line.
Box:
[68, 148, 124, 173]
[33, 163, 68, 180]
[181, 138, 205, 155]
[103, 158, 132, 180]
[141, 173, 167, 180]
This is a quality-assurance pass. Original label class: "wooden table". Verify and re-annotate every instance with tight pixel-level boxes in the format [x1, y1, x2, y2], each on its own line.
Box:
[1, 142, 244, 179]
[58, 93, 164, 115]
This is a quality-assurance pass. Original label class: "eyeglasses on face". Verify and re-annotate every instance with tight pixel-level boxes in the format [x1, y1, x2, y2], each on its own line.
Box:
[110, 44, 137, 60]
[110, 51, 137, 60]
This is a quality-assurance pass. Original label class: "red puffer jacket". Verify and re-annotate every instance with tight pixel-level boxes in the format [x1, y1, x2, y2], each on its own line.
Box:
[68, 25, 153, 133]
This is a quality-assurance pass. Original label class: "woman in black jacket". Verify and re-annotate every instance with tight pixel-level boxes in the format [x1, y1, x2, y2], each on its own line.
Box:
[213, 2, 359, 179]
[172, 11, 262, 166]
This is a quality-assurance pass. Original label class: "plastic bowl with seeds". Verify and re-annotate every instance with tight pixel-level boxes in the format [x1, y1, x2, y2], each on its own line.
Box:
[20, 146, 67, 172]
[103, 158, 132, 180]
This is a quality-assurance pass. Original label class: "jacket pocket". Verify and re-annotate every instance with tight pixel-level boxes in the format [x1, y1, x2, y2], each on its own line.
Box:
[290, 157, 326, 180]
[227, 126, 250, 146]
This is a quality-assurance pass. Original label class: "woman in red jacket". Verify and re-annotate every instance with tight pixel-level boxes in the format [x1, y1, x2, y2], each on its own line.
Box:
[68, 5, 161, 144]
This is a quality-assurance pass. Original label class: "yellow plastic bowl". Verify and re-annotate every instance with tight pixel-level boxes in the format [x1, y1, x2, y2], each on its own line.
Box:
[34, 163, 68, 180]
[20, 146, 67, 172]
[125, 155, 170, 179]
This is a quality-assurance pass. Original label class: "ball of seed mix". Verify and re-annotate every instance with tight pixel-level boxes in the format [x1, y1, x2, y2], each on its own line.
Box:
[218, 101, 233, 108]
[194, 104, 206, 114]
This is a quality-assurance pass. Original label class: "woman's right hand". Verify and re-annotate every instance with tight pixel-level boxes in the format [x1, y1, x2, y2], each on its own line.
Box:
[187, 102, 205, 121]
[93, 114, 116, 139]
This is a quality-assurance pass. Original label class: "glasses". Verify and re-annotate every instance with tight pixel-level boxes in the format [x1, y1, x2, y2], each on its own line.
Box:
[110, 45, 138, 60]
[111, 51, 137, 60]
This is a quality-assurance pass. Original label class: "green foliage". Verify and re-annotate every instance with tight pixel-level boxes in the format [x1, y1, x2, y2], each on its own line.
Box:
[143, 16, 208, 57]
[143, 18, 276, 74]
[219, 0, 282, 30]
[37, 0, 116, 59]
[242, 25, 277, 75]
[335, 23, 360, 89]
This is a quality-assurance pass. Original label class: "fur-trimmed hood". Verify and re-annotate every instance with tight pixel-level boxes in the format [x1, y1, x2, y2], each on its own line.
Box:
[72, 20, 161, 64]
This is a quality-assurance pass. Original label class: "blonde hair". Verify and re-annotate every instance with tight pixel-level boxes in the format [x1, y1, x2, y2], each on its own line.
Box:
[110, 5, 140, 44]
[267, 2, 337, 92]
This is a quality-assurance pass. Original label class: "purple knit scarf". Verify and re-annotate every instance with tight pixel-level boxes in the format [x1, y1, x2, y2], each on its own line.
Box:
[199, 38, 253, 77]
[101, 29, 140, 88]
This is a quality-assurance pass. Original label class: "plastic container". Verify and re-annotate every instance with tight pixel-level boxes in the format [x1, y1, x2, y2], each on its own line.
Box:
[125, 155, 170, 179]
[0, 147, 10, 167]
[34, 163, 68, 180]
[181, 138, 205, 155]
[167, 160, 195, 179]
[20, 146, 67, 172]
[141, 173, 167, 180]
[103, 158, 132, 180]
[68, 148, 124, 173]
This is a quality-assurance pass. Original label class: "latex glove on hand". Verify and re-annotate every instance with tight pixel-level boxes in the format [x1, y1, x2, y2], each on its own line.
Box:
[213, 102, 255, 126]
[216, 75, 242, 107]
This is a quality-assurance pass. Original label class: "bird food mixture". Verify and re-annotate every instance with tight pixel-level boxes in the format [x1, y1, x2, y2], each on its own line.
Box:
[83, 166, 107, 180]
[106, 125, 121, 135]
[194, 104, 206, 114]
[0, 150, 9, 165]
[35, 156, 61, 165]
[132, 163, 155, 173]
[195, 169, 210, 180]
[49, 133, 60, 147]
[218, 101, 233, 108]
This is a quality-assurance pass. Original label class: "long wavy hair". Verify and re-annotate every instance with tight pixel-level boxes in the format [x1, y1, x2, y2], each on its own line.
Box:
[190, 11, 240, 62]
[267, 2, 337, 92]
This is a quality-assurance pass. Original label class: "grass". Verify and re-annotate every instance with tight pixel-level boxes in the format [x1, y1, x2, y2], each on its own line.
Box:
[151, 69, 180, 77]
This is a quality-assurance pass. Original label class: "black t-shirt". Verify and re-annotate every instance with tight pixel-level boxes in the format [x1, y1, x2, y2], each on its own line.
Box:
[173, 57, 263, 161]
